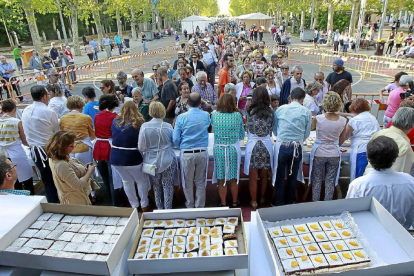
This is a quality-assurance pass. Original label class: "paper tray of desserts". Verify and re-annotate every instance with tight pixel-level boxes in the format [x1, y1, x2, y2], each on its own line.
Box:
[256, 197, 414, 276]
[0, 203, 138, 276]
[127, 208, 248, 274]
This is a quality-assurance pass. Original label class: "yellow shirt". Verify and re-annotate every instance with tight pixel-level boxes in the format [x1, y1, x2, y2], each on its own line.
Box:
[396, 36, 404, 44]
[60, 112, 95, 153]
[365, 126, 414, 174]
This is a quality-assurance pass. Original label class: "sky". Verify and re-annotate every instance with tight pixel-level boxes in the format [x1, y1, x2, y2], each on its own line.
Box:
[218, 0, 230, 15]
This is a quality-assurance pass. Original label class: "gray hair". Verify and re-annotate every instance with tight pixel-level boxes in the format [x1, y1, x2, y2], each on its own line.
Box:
[46, 68, 57, 77]
[393, 107, 414, 131]
[196, 71, 207, 79]
[117, 71, 127, 79]
[305, 81, 323, 95]
[0, 154, 10, 188]
[157, 67, 167, 76]
[224, 83, 236, 93]
[131, 87, 143, 95]
[399, 75, 413, 87]
[131, 69, 144, 76]
[292, 65, 303, 72]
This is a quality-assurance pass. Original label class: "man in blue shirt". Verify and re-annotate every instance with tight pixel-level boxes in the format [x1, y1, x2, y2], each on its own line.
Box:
[173, 92, 210, 208]
[102, 34, 112, 58]
[0, 155, 30, 196]
[89, 39, 99, 60]
[131, 69, 158, 102]
[0, 56, 23, 101]
[114, 34, 122, 55]
[272, 87, 311, 206]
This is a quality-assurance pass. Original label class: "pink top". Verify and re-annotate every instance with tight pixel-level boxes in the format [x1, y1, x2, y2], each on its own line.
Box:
[238, 85, 252, 110]
[315, 114, 347, 157]
[385, 87, 404, 118]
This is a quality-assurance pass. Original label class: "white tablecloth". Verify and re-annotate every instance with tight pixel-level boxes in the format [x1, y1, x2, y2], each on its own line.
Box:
[174, 132, 351, 163]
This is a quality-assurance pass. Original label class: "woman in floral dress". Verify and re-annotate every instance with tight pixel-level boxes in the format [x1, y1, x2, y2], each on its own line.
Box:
[244, 87, 274, 209]
[211, 94, 245, 207]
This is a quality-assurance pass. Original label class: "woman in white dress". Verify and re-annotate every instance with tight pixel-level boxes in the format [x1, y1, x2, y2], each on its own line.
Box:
[303, 82, 323, 116]
[0, 100, 34, 194]
[264, 67, 280, 98]
[339, 98, 380, 181]
[46, 83, 69, 118]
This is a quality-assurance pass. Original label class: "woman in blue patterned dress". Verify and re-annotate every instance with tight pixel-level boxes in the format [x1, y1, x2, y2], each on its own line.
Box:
[211, 93, 245, 207]
[244, 87, 275, 210]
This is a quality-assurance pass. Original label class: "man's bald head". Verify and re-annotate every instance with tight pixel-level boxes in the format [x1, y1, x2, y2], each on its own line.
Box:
[314, 72, 325, 84]
[188, 92, 201, 107]
[131, 69, 144, 76]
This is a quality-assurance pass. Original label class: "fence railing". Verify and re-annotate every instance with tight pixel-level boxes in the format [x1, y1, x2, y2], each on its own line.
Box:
[2, 45, 178, 102]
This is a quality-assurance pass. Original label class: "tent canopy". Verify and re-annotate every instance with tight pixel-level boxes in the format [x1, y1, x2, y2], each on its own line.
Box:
[181, 15, 210, 34]
[238, 13, 273, 20]
[181, 15, 210, 22]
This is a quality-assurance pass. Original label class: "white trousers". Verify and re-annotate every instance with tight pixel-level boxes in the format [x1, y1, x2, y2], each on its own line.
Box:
[113, 164, 149, 208]
[182, 152, 208, 208]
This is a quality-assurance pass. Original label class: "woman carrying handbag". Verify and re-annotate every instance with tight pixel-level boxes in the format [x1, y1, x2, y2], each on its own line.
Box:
[138, 102, 178, 210]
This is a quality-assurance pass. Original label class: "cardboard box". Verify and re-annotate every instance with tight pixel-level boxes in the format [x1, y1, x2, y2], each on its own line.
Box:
[0, 203, 138, 276]
[128, 208, 248, 274]
[256, 197, 414, 276]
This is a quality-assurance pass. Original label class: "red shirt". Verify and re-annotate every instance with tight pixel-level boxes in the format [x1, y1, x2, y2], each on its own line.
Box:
[219, 34, 224, 45]
[93, 110, 117, 161]
[387, 120, 414, 151]
[218, 68, 230, 95]
[64, 50, 73, 60]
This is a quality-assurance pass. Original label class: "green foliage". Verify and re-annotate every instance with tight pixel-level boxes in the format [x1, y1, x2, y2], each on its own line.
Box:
[316, 9, 350, 32]
[0, 2, 30, 46]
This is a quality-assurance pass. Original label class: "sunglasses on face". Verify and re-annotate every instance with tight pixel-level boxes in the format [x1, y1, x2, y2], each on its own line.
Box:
[152, 68, 157, 71]
[281, 68, 289, 70]
[53, 74, 59, 77]
[100, 87, 105, 90]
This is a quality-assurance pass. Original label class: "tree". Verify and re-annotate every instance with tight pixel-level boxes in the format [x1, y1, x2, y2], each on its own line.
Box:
[348, 0, 359, 36]
[6, 0, 55, 54]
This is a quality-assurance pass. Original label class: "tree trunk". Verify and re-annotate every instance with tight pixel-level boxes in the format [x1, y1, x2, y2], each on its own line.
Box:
[92, 6, 104, 45]
[327, 1, 334, 32]
[313, 5, 319, 29]
[349, 0, 359, 36]
[70, 8, 81, 56]
[300, 11, 305, 30]
[1, 18, 15, 49]
[53, 17, 57, 31]
[130, 5, 137, 40]
[116, 8, 122, 37]
[23, 7, 43, 55]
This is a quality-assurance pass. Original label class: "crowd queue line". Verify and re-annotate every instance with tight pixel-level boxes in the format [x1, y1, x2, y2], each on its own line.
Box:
[0, 22, 414, 231]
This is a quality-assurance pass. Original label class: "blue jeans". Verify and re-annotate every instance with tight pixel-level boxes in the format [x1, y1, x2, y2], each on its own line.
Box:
[273, 143, 303, 206]
[117, 43, 122, 55]
[93, 49, 98, 60]
[343, 43, 349, 53]
[355, 152, 368, 179]
[143, 41, 147, 51]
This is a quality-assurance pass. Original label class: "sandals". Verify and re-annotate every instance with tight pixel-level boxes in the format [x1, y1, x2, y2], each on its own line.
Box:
[250, 201, 258, 210]
[232, 201, 241, 208]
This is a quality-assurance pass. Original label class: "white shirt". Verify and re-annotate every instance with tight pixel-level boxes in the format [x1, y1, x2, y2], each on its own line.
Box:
[303, 94, 320, 116]
[314, 82, 329, 105]
[22, 101, 59, 147]
[48, 96, 69, 118]
[348, 111, 380, 153]
[346, 168, 414, 229]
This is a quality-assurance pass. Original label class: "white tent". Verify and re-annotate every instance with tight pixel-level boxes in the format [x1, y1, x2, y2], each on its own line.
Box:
[181, 15, 210, 34]
[237, 13, 273, 32]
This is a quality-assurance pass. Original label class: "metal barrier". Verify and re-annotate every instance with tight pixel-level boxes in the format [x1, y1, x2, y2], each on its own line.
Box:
[366, 56, 414, 79]
[3, 45, 178, 102]
[6, 66, 71, 101]
[319, 50, 370, 79]
[287, 47, 324, 66]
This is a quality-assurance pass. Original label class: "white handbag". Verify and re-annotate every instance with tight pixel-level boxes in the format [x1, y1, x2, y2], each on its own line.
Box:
[142, 122, 163, 176]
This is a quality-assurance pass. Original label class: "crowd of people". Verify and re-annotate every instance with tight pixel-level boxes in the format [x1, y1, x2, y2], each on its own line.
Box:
[0, 22, 414, 230]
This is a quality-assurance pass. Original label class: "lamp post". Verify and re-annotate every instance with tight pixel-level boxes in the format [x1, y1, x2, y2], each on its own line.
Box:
[377, 0, 388, 40]
[56, 0, 69, 46]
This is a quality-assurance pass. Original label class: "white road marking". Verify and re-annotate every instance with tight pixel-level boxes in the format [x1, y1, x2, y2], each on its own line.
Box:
[351, 71, 363, 87]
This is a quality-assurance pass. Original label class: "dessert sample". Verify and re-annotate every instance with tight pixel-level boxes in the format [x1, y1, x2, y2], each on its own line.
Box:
[3, 213, 127, 261]
[267, 218, 371, 275]
[133, 217, 241, 259]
